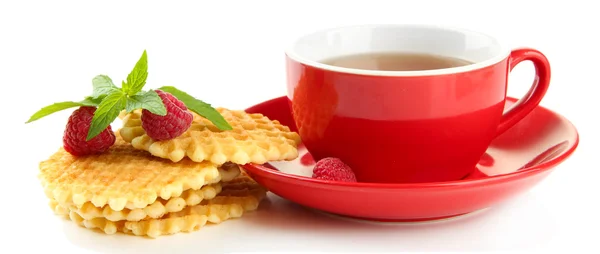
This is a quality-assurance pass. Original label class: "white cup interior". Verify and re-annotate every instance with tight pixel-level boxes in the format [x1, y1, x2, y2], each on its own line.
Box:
[285, 24, 510, 76]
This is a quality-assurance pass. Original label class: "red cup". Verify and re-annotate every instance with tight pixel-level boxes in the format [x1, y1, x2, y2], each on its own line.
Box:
[285, 24, 551, 184]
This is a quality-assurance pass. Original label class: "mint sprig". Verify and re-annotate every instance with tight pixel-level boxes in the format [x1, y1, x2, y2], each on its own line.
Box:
[26, 50, 232, 141]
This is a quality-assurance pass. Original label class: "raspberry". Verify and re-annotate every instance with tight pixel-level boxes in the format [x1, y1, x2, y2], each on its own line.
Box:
[312, 157, 357, 182]
[141, 90, 193, 141]
[63, 106, 116, 156]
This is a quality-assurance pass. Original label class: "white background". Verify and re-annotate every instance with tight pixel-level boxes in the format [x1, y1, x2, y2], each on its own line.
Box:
[1, 0, 597, 253]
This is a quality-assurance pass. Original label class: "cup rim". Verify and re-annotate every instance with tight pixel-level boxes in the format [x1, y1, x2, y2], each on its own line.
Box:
[285, 24, 511, 77]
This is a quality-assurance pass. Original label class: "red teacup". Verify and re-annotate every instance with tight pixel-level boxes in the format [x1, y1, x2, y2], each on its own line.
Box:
[285, 24, 551, 184]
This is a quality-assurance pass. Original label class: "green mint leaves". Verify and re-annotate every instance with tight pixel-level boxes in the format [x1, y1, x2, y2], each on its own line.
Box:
[26, 50, 232, 141]
[126, 90, 166, 115]
[91, 75, 119, 99]
[25, 98, 101, 123]
[87, 90, 127, 140]
[158, 86, 232, 131]
[123, 50, 148, 95]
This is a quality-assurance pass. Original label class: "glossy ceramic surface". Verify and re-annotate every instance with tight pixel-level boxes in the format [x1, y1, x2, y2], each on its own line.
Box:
[285, 25, 551, 184]
[286, 50, 551, 184]
[242, 96, 578, 222]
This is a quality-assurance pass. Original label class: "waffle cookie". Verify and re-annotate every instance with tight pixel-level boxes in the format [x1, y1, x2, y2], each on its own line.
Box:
[119, 108, 302, 165]
[67, 183, 223, 222]
[38, 133, 241, 211]
[50, 174, 267, 238]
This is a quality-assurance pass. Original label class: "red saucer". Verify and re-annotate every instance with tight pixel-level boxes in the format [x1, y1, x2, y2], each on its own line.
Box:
[241, 96, 579, 222]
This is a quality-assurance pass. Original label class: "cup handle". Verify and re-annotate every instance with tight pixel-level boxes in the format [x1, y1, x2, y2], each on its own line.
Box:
[495, 48, 551, 136]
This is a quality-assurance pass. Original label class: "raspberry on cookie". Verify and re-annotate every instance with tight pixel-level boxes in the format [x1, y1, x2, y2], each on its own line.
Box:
[62, 106, 116, 156]
[141, 90, 193, 141]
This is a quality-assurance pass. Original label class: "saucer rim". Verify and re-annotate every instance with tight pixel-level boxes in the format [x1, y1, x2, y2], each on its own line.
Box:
[241, 96, 580, 189]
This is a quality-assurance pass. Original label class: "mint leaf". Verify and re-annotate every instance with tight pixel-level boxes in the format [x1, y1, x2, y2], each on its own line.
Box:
[123, 50, 148, 95]
[87, 90, 127, 140]
[91, 75, 119, 99]
[158, 86, 232, 130]
[81, 96, 105, 106]
[26, 98, 100, 123]
[126, 90, 167, 115]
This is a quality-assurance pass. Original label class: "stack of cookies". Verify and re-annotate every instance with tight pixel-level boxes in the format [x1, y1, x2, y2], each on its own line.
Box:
[39, 108, 301, 238]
